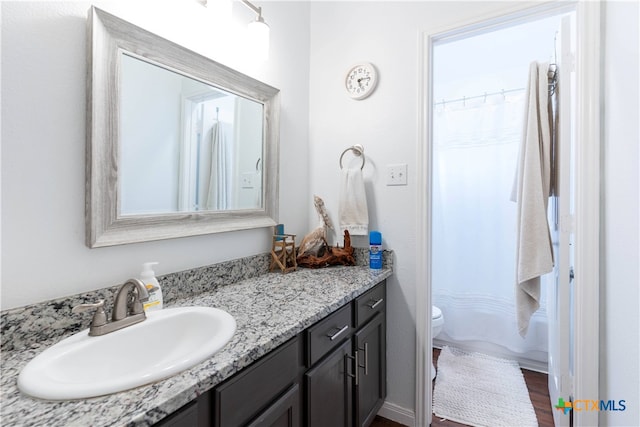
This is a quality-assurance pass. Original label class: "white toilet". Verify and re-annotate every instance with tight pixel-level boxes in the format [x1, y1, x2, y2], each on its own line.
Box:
[431, 306, 444, 380]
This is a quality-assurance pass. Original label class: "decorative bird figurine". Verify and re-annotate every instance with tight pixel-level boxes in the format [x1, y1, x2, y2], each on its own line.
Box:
[297, 195, 334, 258]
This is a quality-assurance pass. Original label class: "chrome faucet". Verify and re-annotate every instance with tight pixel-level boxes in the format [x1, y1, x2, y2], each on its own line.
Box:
[72, 278, 150, 337]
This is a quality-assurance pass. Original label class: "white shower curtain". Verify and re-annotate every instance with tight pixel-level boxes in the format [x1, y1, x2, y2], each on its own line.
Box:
[432, 92, 548, 363]
[204, 120, 233, 210]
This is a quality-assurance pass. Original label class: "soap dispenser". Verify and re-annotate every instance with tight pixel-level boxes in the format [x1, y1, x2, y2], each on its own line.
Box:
[140, 262, 163, 312]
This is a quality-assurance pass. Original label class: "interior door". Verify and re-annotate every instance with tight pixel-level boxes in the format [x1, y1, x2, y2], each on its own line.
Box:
[547, 14, 575, 427]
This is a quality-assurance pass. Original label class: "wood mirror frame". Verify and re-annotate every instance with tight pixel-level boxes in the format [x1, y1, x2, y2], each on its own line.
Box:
[86, 7, 280, 248]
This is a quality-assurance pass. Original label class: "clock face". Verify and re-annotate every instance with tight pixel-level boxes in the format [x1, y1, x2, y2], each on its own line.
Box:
[345, 63, 378, 100]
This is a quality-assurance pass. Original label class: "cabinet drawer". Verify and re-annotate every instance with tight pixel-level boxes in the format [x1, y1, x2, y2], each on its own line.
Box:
[355, 281, 386, 329]
[306, 304, 352, 366]
[214, 337, 301, 427]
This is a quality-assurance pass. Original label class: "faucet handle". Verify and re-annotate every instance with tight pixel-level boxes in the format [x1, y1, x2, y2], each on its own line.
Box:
[72, 299, 108, 327]
[72, 299, 104, 313]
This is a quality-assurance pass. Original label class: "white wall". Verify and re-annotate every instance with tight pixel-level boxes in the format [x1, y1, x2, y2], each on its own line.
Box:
[234, 97, 264, 209]
[120, 55, 183, 214]
[0, 0, 310, 309]
[309, 1, 639, 422]
[308, 0, 540, 417]
[601, 1, 640, 426]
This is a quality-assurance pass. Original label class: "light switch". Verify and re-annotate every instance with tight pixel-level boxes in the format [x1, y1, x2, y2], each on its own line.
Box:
[386, 164, 408, 186]
[241, 172, 254, 188]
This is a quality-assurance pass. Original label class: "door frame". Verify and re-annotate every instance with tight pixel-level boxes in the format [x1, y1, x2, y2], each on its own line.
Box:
[415, 2, 602, 426]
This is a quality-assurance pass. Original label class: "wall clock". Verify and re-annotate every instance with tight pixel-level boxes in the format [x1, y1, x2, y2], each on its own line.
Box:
[345, 62, 378, 100]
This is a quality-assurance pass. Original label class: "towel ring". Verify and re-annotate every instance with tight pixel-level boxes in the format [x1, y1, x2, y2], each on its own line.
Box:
[339, 145, 365, 170]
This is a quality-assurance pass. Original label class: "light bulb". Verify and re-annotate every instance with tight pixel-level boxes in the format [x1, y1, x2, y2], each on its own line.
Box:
[247, 18, 270, 61]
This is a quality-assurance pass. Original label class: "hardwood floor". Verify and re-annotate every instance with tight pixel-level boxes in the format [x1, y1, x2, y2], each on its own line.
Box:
[370, 348, 554, 427]
[371, 416, 406, 427]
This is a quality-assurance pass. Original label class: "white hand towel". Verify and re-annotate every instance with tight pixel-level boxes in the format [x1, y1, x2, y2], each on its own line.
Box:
[339, 167, 369, 236]
[512, 62, 555, 337]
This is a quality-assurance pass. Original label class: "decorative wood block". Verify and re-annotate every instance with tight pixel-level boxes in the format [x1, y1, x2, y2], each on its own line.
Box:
[297, 230, 355, 269]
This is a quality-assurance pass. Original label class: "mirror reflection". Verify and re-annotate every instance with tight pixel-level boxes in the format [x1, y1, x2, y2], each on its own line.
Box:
[120, 53, 264, 216]
[87, 6, 279, 248]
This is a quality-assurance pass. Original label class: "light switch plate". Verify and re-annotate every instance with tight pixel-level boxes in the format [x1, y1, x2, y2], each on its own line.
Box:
[386, 164, 408, 186]
[241, 172, 254, 189]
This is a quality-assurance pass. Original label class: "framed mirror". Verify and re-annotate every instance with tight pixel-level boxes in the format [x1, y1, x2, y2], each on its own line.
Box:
[86, 7, 279, 247]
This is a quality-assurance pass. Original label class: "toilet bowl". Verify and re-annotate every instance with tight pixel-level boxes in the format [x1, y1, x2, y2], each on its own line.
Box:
[431, 306, 444, 380]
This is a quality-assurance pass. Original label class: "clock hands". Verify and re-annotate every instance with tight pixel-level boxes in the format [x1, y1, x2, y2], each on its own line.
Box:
[357, 76, 371, 87]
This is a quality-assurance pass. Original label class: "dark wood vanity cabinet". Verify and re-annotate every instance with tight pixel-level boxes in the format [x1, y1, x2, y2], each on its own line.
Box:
[156, 280, 386, 427]
[353, 283, 387, 427]
[354, 312, 386, 427]
[305, 338, 354, 426]
[246, 384, 300, 427]
[305, 281, 387, 427]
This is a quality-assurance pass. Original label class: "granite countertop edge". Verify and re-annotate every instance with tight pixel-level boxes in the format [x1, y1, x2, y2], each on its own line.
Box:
[0, 266, 391, 427]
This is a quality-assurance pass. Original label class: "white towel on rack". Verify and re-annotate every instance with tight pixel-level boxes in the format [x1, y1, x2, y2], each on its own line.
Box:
[339, 167, 369, 236]
[511, 61, 555, 337]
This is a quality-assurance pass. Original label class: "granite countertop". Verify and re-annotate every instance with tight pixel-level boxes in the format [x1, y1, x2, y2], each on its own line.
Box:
[0, 266, 391, 426]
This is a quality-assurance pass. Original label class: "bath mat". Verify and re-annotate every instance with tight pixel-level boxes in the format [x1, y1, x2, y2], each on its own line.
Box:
[433, 346, 538, 427]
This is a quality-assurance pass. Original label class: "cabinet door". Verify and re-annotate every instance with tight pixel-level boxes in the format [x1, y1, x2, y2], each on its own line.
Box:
[354, 313, 386, 427]
[155, 394, 213, 427]
[305, 339, 353, 427]
[155, 401, 198, 427]
[247, 384, 300, 427]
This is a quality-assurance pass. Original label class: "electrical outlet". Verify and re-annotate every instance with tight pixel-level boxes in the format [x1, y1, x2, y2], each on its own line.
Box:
[386, 164, 408, 186]
[241, 172, 254, 189]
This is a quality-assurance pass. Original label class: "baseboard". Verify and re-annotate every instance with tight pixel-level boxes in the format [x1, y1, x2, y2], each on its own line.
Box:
[377, 401, 416, 427]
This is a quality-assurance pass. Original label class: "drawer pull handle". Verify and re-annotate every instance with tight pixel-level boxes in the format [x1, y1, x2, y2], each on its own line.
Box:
[367, 298, 383, 309]
[327, 324, 349, 341]
[358, 342, 369, 375]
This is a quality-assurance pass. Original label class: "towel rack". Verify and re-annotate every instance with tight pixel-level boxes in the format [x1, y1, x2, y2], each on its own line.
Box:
[339, 144, 365, 170]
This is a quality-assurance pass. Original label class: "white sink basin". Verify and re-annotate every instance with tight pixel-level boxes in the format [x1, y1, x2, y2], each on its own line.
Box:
[18, 306, 236, 400]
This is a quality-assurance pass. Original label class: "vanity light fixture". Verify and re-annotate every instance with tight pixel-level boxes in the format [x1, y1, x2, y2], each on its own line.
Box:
[204, 0, 270, 60]
[205, 0, 233, 20]
[241, 0, 270, 60]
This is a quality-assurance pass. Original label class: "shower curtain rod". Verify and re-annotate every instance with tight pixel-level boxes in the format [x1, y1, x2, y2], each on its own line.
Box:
[433, 87, 525, 107]
[435, 64, 558, 107]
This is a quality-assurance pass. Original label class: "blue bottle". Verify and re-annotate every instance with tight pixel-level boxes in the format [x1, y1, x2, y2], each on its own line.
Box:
[369, 231, 382, 270]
